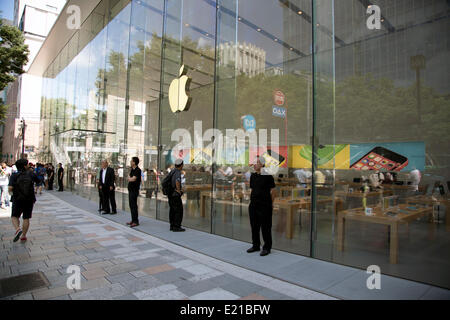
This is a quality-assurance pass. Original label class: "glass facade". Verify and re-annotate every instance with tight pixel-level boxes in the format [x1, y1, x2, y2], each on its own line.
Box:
[39, 0, 450, 288]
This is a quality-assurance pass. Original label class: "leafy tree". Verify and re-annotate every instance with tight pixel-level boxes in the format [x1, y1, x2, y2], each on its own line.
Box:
[0, 18, 29, 122]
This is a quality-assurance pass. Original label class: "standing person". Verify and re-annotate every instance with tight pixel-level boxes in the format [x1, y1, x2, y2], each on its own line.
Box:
[0, 162, 11, 208]
[34, 163, 46, 195]
[47, 164, 55, 190]
[96, 166, 103, 213]
[57, 163, 64, 192]
[98, 160, 117, 215]
[43, 163, 49, 189]
[8, 159, 40, 242]
[168, 159, 185, 232]
[247, 157, 276, 256]
[126, 157, 141, 228]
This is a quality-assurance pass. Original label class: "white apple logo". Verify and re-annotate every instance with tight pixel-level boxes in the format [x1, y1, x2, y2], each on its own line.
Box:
[168, 65, 192, 113]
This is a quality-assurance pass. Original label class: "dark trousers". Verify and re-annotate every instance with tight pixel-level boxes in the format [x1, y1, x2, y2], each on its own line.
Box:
[128, 189, 139, 223]
[58, 179, 63, 191]
[48, 178, 54, 190]
[102, 187, 117, 213]
[249, 201, 273, 251]
[168, 194, 183, 228]
[98, 188, 103, 211]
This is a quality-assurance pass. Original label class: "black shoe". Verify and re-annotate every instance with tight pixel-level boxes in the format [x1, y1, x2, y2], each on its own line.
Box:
[260, 249, 270, 256]
[101, 211, 110, 215]
[247, 247, 260, 253]
[110, 212, 117, 215]
[170, 226, 174, 231]
[172, 227, 185, 232]
[13, 229, 23, 242]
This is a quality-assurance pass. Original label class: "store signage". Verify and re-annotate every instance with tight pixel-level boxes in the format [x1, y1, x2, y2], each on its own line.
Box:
[273, 90, 285, 106]
[168, 65, 192, 113]
[272, 106, 286, 118]
[242, 115, 256, 132]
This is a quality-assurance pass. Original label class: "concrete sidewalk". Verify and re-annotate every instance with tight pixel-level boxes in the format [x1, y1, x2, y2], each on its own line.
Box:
[0, 193, 334, 300]
[52, 190, 450, 300]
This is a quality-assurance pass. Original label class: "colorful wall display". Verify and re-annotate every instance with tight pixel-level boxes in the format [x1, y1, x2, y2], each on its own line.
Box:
[350, 142, 425, 172]
[290, 144, 350, 169]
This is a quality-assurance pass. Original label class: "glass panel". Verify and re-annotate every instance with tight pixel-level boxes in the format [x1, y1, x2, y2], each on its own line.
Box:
[157, 0, 216, 233]
[215, 0, 313, 255]
[124, 0, 164, 219]
[314, 0, 450, 289]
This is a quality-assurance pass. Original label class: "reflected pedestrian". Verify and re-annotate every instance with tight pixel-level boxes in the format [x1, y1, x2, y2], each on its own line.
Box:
[57, 163, 64, 192]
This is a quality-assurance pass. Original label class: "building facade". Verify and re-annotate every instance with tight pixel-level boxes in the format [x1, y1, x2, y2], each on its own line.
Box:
[1, 0, 66, 163]
[30, 0, 450, 289]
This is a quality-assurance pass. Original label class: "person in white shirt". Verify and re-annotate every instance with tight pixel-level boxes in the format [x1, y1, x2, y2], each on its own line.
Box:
[409, 169, 421, 192]
[314, 170, 326, 186]
[0, 162, 11, 208]
[369, 170, 384, 189]
[293, 168, 312, 187]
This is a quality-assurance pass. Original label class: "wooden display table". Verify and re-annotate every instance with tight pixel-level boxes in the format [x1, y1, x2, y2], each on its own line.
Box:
[405, 195, 450, 231]
[337, 204, 434, 264]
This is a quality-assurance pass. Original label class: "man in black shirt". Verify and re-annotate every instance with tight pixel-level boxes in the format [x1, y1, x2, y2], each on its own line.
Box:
[8, 159, 40, 242]
[247, 157, 276, 256]
[168, 159, 185, 232]
[57, 163, 64, 192]
[126, 157, 141, 227]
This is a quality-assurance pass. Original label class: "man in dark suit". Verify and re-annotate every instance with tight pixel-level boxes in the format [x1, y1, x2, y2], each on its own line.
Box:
[98, 160, 117, 215]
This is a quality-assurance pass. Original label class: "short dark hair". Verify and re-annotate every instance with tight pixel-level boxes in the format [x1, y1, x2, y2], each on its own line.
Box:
[132, 157, 139, 165]
[15, 159, 28, 171]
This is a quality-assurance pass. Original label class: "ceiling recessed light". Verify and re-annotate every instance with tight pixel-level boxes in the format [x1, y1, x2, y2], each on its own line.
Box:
[205, 33, 209, 36]
[274, 38, 278, 41]
[290, 48, 293, 50]
[185, 23, 190, 27]
[257, 28, 261, 31]
[298, 10, 303, 14]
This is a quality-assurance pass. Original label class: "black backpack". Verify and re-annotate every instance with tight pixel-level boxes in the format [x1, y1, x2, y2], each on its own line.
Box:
[161, 170, 175, 196]
[15, 171, 34, 202]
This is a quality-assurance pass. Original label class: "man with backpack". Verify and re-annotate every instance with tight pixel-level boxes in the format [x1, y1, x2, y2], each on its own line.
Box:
[163, 159, 185, 232]
[8, 159, 40, 242]
[34, 163, 46, 195]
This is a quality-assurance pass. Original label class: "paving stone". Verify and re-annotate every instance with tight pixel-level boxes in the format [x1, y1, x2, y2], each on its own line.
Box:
[113, 294, 138, 300]
[70, 283, 128, 300]
[119, 275, 163, 292]
[82, 268, 108, 280]
[177, 279, 219, 297]
[12, 293, 34, 300]
[221, 279, 266, 297]
[78, 277, 111, 291]
[189, 288, 240, 300]
[130, 270, 148, 278]
[104, 262, 139, 276]
[33, 286, 76, 300]
[152, 269, 195, 284]
[142, 264, 175, 275]
[256, 288, 295, 300]
[82, 260, 114, 270]
[105, 272, 136, 284]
